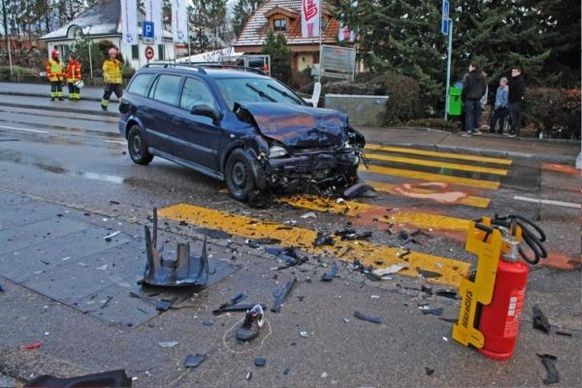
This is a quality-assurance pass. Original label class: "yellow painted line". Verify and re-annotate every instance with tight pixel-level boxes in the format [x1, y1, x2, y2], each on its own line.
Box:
[360, 165, 501, 190]
[365, 152, 508, 176]
[366, 144, 513, 165]
[368, 180, 490, 209]
[158, 204, 470, 287]
[278, 195, 472, 232]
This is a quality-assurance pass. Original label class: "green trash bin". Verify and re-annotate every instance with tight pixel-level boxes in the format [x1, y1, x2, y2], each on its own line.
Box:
[448, 87, 462, 116]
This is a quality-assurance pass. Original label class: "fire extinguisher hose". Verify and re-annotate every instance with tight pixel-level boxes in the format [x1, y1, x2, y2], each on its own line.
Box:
[491, 214, 547, 265]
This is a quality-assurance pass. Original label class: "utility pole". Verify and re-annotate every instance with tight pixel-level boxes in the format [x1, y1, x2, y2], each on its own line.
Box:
[2, 0, 13, 75]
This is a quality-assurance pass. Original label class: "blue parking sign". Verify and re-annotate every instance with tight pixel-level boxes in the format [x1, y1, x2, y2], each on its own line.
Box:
[143, 21, 154, 39]
[441, 0, 450, 35]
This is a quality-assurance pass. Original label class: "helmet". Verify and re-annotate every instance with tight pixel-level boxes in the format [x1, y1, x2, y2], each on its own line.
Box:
[108, 47, 118, 56]
[51, 49, 60, 58]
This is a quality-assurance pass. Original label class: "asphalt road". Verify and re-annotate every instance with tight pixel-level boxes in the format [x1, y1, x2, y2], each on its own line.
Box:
[0, 98, 580, 387]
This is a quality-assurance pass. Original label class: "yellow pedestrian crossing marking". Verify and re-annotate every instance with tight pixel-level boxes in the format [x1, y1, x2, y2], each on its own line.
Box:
[360, 165, 501, 190]
[368, 180, 490, 208]
[365, 144, 513, 165]
[158, 204, 471, 286]
[365, 152, 508, 176]
[277, 195, 472, 232]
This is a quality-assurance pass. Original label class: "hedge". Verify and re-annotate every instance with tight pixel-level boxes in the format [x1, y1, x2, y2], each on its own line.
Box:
[523, 88, 581, 139]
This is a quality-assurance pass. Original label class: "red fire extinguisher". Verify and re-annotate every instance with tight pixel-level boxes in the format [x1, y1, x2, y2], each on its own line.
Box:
[477, 214, 547, 361]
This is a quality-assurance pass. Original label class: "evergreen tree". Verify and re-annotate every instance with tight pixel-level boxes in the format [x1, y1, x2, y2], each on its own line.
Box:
[232, 0, 265, 38]
[189, 0, 229, 53]
[261, 30, 291, 82]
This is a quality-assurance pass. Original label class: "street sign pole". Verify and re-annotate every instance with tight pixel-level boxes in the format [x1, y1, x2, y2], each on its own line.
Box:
[445, 19, 453, 120]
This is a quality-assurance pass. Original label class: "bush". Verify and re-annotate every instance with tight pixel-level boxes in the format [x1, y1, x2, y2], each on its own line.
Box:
[0, 65, 37, 79]
[523, 87, 581, 139]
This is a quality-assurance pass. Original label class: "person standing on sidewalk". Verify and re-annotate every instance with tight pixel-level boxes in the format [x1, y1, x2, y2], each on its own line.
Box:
[507, 66, 525, 137]
[489, 77, 509, 134]
[461, 63, 487, 136]
[46, 49, 64, 101]
[101, 47, 123, 111]
[65, 54, 82, 101]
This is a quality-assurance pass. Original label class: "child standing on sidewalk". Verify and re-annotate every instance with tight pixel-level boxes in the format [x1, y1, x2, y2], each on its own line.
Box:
[489, 77, 509, 134]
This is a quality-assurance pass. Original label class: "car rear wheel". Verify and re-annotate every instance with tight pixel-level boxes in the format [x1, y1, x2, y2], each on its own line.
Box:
[128, 126, 153, 165]
[225, 148, 257, 202]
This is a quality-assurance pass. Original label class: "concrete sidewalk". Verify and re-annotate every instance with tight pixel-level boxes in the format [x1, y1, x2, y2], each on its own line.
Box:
[1, 81, 579, 164]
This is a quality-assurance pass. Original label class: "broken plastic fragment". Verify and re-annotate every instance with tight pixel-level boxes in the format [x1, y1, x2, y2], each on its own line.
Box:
[425, 367, 434, 376]
[254, 357, 266, 367]
[24, 342, 42, 350]
[299, 331, 309, 337]
[271, 277, 297, 313]
[300, 212, 317, 219]
[537, 354, 559, 385]
[158, 341, 178, 348]
[373, 264, 407, 277]
[156, 299, 173, 311]
[320, 264, 338, 282]
[419, 306, 444, 316]
[103, 231, 121, 241]
[416, 268, 442, 279]
[184, 354, 206, 368]
[353, 311, 383, 324]
[533, 304, 551, 334]
[313, 231, 335, 247]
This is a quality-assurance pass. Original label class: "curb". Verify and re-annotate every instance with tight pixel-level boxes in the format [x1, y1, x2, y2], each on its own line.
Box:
[0, 101, 118, 118]
[0, 91, 104, 103]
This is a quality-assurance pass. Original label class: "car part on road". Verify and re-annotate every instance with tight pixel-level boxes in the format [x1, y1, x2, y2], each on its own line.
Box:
[453, 215, 548, 361]
[271, 277, 297, 313]
[533, 304, 551, 334]
[265, 246, 307, 270]
[141, 209, 209, 287]
[212, 292, 247, 314]
[236, 304, 265, 341]
[537, 354, 559, 385]
[320, 264, 338, 282]
[353, 311, 383, 324]
[184, 354, 207, 368]
[25, 369, 132, 388]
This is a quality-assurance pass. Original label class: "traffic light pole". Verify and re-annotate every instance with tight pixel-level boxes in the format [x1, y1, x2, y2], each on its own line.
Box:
[444, 19, 453, 120]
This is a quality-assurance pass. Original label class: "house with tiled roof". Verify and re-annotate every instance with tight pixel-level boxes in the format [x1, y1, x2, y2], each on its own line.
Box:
[234, 0, 347, 72]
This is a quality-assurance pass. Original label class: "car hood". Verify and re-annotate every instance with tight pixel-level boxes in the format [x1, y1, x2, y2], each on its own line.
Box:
[237, 103, 349, 148]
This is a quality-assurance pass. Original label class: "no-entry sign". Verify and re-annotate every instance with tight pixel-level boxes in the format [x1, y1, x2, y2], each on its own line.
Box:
[145, 46, 154, 60]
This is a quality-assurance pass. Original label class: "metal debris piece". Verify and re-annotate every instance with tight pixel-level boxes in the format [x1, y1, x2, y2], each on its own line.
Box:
[254, 357, 266, 367]
[25, 370, 132, 388]
[537, 354, 559, 385]
[184, 354, 206, 368]
[533, 304, 551, 334]
[158, 341, 179, 348]
[320, 264, 338, 282]
[313, 231, 335, 247]
[156, 299, 174, 311]
[373, 264, 407, 277]
[343, 182, 376, 199]
[141, 209, 209, 287]
[416, 268, 442, 279]
[271, 277, 297, 313]
[353, 311, 383, 324]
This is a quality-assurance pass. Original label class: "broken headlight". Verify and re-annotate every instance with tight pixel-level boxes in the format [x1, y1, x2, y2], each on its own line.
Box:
[269, 145, 288, 158]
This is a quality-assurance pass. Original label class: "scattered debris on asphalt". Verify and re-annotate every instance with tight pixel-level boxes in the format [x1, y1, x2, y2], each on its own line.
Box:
[373, 264, 407, 277]
[236, 304, 265, 341]
[419, 306, 444, 316]
[425, 367, 434, 376]
[299, 331, 309, 337]
[353, 311, 383, 324]
[158, 341, 179, 348]
[246, 372, 253, 380]
[184, 354, 207, 368]
[537, 354, 559, 385]
[103, 231, 121, 241]
[313, 231, 335, 247]
[24, 370, 132, 388]
[343, 182, 376, 199]
[320, 264, 338, 282]
[109, 200, 120, 205]
[141, 209, 209, 287]
[246, 238, 282, 248]
[24, 342, 42, 350]
[212, 292, 247, 314]
[156, 299, 174, 311]
[254, 357, 266, 367]
[271, 278, 297, 313]
[533, 304, 551, 334]
[335, 228, 373, 241]
[202, 320, 215, 327]
[300, 212, 317, 219]
[214, 303, 267, 315]
[435, 289, 457, 299]
[555, 331, 572, 337]
[416, 268, 442, 279]
[265, 246, 307, 270]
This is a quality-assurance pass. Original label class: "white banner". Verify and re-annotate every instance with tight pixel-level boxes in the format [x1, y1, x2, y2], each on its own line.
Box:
[145, 0, 164, 44]
[171, 0, 189, 43]
[120, 0, 138, 45]
[301, 0, 320, 38]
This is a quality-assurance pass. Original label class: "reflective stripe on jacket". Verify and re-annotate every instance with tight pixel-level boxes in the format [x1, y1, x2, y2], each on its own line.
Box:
[102, 58, 122, 84]
[46, 59, 64, 82]
[65, 60, 82, 82]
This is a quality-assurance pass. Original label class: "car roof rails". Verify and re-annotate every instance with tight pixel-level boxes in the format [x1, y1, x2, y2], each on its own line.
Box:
[142, 61, 265, 75]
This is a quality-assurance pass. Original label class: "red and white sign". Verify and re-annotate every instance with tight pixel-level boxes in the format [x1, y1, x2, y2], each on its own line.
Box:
[301, 0, 320, 38]
[145, 46, 155, 60]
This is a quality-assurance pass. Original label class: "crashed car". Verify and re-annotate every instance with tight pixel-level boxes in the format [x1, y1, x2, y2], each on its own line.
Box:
[118, 63, 366, 202]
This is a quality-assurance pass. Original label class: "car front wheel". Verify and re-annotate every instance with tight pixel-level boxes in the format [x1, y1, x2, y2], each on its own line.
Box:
[225, 148, 257, 202]
[127, 126, 153, 165]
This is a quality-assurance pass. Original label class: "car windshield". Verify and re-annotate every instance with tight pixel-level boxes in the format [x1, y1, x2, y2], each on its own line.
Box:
[215, 77, 305, 110]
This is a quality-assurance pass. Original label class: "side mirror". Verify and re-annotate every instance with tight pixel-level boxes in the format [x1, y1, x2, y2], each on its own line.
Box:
[190, 104, 221, 122]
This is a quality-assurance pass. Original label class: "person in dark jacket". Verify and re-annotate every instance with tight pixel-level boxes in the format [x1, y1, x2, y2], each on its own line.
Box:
[461, 63, 487, 136]
[507, 66, 525, 137]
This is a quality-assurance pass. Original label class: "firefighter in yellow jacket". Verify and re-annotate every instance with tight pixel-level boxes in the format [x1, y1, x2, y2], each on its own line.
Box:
[46, 49, 64, 101]
[101, 47, 123, 111]
[65, 54, 82, 100]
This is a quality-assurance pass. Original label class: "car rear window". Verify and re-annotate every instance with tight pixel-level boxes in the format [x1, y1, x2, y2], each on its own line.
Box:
[127, 73, 155, 96]
[151, 75, 182, 106]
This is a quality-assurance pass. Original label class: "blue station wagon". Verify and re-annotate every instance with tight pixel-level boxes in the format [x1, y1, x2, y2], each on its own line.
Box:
[118, 64, 366, 202]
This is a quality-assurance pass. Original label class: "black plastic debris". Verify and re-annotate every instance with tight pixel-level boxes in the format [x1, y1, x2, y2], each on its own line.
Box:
[533, 304, 551, 334]
[313, 231, 335, 247]
[344, 182, 376, 199]
[213, 303, 267, 315]
[353, 311, 383, 324]
[202, 320, 214, 327]
[435, 289, 458, 299]
[537, 354, 559, 385]
[254, 357, 266, 367]
[141, 208, 209, 287]
[271, 277, 297, 313]
[156, 299, 174, 311]
[25, 369, 132, 388]
[555, 331, 572, 337]
[265, 246, 307, 270]
[425, 367, 434, 376]
[321, 264, 339, 282]
[335, 228, 373, 241]
[421, 284, 433, 295]
[416, 268, 442, 279]
[184, 354, 207, 368]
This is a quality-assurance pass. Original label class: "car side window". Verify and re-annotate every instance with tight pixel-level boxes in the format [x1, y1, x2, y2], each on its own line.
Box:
[151, 75, 182, 106]
[180, 77, 216, 111]
[127, 73, 155, 96]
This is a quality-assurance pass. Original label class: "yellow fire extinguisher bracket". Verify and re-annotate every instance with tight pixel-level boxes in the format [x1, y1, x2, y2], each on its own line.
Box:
[452, 217, 522, 349]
